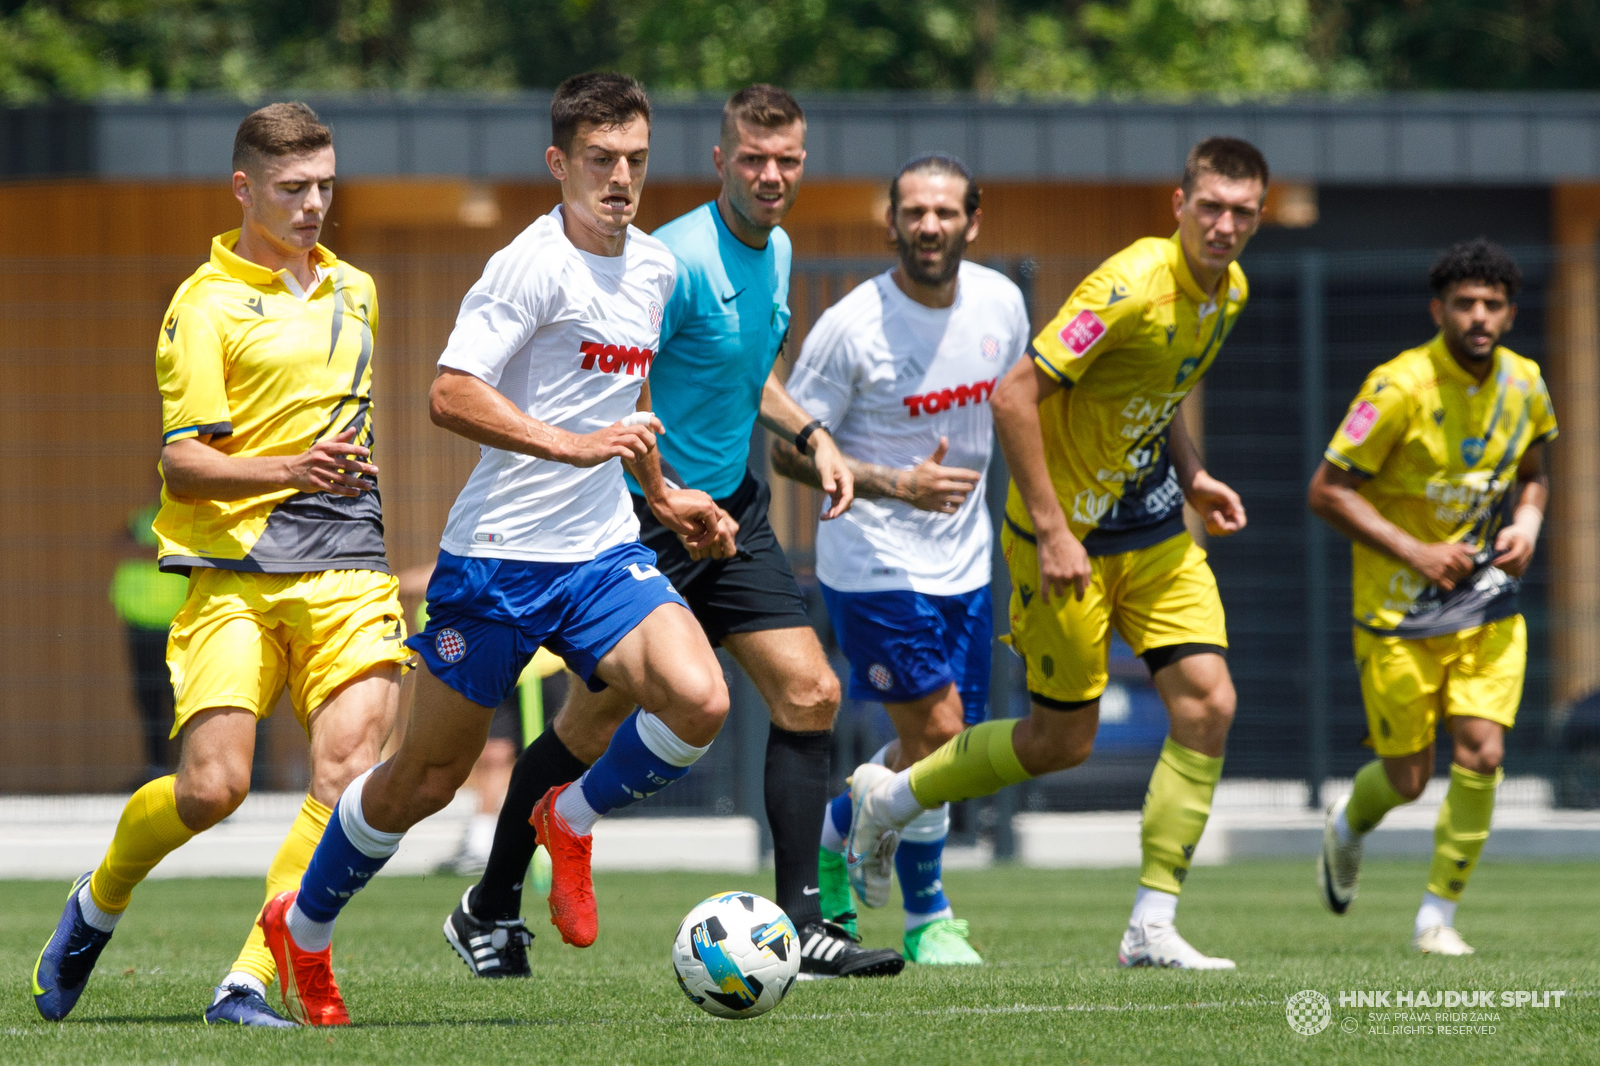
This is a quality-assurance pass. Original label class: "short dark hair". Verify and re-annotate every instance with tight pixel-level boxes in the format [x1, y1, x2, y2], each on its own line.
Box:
[1182, 136, 1269, 195]
[888, 152, 981, 218]
[721, 84, 805, 147]
[551, 72, 651, 154]
[1429, 238, 1522, 299]
[232, 102, 332, 174]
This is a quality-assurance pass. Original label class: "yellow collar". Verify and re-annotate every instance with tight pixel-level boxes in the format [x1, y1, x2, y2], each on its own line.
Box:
[1426, 333, 1496, 389]
[210, 229, 336, 289]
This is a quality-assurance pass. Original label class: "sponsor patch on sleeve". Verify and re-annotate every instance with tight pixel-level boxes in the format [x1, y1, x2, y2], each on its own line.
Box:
[1341, 400, 1379, 444]
[1058, 309, 1107, 356]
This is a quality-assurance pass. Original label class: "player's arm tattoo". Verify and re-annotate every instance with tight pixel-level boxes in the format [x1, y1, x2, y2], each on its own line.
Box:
[770, 438, 911, 502]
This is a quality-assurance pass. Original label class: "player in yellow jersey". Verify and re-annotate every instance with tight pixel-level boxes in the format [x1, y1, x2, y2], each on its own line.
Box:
[1309, 240, 1553, 955]
[843, 138, 1267, 969]
[32, 103, 410, 1027]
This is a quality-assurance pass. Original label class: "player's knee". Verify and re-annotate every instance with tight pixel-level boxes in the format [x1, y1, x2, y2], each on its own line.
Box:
[658, 667, 730, 744]
[777, 673, 840, 731]
[176, 772, 250, 830]
[1202, 684, 1236, 730]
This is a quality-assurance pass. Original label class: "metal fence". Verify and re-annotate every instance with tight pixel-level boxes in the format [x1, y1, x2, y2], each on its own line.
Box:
[2, 246, 1595, 838]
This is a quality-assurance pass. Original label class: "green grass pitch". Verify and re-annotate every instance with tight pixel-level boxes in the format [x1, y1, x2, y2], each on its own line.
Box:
[3, 860, 1596, 1064]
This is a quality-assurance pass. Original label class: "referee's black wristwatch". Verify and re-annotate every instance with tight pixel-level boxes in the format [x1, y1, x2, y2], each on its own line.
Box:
[794, 419, 826, 456]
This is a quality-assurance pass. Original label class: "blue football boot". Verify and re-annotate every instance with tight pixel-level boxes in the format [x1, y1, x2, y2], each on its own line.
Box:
[32, 872, 115, 1021]
[205, 982, 298, 1028]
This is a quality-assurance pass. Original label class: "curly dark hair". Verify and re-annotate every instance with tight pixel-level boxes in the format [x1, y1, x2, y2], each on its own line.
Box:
[1429, 238, 1522, 299]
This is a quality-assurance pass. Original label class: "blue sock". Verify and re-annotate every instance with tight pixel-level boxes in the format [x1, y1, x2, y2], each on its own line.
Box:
[295, 773, 402, 923]
[896, 838, 950, 918]
[828, 791, 853, 836]
[578, 711, 700, 816]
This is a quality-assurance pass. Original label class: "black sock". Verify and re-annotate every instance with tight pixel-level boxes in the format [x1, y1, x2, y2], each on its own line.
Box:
[765, 725, 832, 927]
[469, 728, 588, 921]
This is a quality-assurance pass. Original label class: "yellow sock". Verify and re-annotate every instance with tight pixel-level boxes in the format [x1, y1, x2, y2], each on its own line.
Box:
[229, 794, 332, 987]
[1345, 759, 1408, 833]
[1426, 764, 1501, 902]
[1138, 737, 1223, 895]
[908, 719, 1033, 806]
[88, 775, 195, 914]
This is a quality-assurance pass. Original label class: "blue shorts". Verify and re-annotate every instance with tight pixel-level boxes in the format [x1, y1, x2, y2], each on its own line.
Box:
[821, 584, 992, 725]
[407, 541, 688, 708]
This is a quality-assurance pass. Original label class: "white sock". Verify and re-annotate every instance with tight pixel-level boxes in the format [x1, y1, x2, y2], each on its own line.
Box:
[76, 884, 121, 933]
[554, 781, 602, 836]
[1130, 886, 1179, 929]
[286, 901, 335, 953]
[819, 802, 846, 853]
[214, 971, 267, 1003]
[906, 905, 953, 931]
[883, 769, 926, 827]
[463, 813, 497, 862]
[1415, 891, 1458, 935]
[635, 711, 712, 767]
[1334, 807, 1356, 845]
[339, 768, 405, 859]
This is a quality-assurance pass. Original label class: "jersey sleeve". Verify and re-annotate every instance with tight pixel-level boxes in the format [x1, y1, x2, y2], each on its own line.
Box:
[1324, 370, 1411, 477]
[1028, 259, 1143, 386]
[785, 309, 855, 426]
[1527, 367, 1559, 444]
[657, 256, 692, 348]
[437, 241, 550, 387]
[157, 296, 232, 444]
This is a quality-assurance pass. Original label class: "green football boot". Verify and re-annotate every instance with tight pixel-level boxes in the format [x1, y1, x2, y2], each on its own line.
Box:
[904, 918, 983, 965]
[817, 847, 858, 939]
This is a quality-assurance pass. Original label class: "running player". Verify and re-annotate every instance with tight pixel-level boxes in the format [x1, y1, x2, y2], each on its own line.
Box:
[32, 103, 410, 1027]
[773, 153, 1027, 965]
[843, 137, 1268, 970]
[449, 84, 902, 981]
[256, 73, 736, 1026]
[1310, 240, 1552, 955]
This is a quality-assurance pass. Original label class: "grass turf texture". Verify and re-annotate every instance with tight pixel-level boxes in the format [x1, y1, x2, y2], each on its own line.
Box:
[3, 861, 1596, 1065]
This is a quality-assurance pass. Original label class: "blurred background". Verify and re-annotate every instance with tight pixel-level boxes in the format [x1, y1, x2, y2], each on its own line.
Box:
[4, 2, 1600, 855]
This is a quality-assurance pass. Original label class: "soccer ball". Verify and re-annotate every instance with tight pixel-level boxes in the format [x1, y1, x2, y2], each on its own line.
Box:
[671, 891, 800, 1020]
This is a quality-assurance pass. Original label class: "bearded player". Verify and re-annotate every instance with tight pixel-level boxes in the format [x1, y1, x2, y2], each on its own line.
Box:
[32, 103, 409, 1027]
[844, 137, 1268, 969]
[1310, 240, 1553, 955]
[448, 85, 902, 980]
[773, 153, 1027, 965]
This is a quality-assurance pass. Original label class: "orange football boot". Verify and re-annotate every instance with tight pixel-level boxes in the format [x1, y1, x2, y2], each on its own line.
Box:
[258, 890, 351, 1027]
[531, 784, 598, 947]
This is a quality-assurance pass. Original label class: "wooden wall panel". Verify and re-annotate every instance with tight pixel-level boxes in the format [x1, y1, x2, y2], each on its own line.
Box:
[0, 176, 1181, 791]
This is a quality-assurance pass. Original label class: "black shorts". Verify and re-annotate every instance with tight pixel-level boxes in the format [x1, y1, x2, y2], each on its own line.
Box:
[632, 473, 813, 646]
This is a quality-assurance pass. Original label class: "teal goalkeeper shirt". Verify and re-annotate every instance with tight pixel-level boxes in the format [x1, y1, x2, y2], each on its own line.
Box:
[624, 201, 793, 500]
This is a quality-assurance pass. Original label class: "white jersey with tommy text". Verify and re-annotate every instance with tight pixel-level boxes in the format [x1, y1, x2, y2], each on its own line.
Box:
[787, 261, 1029, 594]
[437, 206, 677, 561]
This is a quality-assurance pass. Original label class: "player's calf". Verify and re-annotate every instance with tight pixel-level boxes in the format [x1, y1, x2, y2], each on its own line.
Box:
[536, 708, 720, 946]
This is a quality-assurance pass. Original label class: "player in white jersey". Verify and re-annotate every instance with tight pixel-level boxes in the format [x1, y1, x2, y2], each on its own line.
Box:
[255, 74, 738, 1026]
[774, 153, 1028, 964]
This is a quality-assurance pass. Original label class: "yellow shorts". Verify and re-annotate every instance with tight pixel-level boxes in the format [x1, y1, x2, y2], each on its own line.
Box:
[1353, 614, 1526, 758]
[1001, 526, 1228, 705]
[166, 567, 410, 737]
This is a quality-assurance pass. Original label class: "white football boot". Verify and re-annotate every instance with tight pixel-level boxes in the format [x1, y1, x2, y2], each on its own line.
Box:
[1317, 794, 1363, 915]
[844, 763, 900, 909]
[1413, 926, 1475, 956]
[1118, 921, 1236, 970]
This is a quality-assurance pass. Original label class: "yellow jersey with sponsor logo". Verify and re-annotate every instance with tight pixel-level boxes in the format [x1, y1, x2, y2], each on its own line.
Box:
[153, 231, 390, 575]
[1008, 234, 1248, 555]
[1324, 334, 1557, 636]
